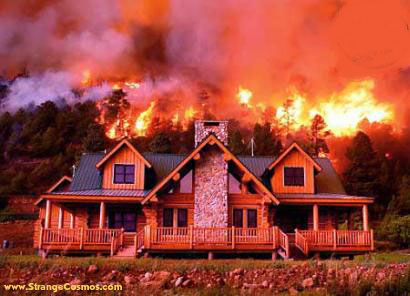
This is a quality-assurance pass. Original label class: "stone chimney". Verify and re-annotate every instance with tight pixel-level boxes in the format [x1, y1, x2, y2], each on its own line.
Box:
[194, 120, 228, 147]
[194, 120, 229, 227]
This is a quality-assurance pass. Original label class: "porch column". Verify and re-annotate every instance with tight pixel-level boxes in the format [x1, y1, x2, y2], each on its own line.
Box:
[58, 207, 63, 229]
[362, 205, 369, 231]
[70, 213, 74, 229]
[99, 201, 106, 229]
[45, 200, 51, 228]
[313, 204, 319, 231]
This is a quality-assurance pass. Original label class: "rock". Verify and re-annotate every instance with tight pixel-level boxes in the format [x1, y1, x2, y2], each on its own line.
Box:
[144, 272, 153, 280]
[377, 272, 386, 281]
[289, 287, 298, 295]
[232, 268, 244, 275]
[182, 279, 192, 287]
[70, 278, 81, 285]
[87, 265, 98, 273]
[124, 275, 132, 285]
[261, 280, 269, 288]
[175, 277, 184, 287]
[302, 278, 314, 288]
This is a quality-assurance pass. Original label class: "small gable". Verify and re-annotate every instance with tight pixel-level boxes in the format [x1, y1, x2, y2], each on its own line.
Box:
[269, 143, 321, 194]
[97, 139, 151, 190]
[47, 176, 72, 193]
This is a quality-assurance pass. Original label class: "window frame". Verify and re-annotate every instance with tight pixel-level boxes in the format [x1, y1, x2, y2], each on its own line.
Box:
[283, 166, 305, 187]
[232, 207, 258, 228]
[113, 164, 135, 185]
[163, 208, 189, 228]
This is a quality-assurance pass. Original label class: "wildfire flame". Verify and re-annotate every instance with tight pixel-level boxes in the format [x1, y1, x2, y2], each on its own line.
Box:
[237, 86, 253, 108]
[135, 101, 156, 136]
[309, 80, 392, 136]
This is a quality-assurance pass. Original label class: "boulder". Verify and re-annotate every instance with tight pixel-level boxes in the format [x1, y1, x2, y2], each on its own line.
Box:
[87, 265, 98, 274]
[302, 278, 314, 288]
[175, 277, 184, 287]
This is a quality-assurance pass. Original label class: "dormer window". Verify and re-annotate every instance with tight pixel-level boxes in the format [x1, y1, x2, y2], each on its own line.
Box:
[114, 164, 135, 184]
[284, 167, 304, 186]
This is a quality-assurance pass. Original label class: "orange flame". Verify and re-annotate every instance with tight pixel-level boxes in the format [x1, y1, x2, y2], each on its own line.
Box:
[135, 101, 155, 136]
[236, 86, 253, 108]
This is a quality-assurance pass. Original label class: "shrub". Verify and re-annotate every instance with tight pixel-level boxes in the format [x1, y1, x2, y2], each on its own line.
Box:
[0, 209, 38, 223]
[378, 215, 410, 248]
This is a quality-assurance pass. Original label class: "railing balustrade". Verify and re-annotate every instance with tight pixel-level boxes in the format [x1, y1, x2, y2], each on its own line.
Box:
[296, 229, 373, 252]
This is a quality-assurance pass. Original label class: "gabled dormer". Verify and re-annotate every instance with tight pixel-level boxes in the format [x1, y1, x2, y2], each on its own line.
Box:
[268, 143, 322, 194]
[96, 139, 152, 190]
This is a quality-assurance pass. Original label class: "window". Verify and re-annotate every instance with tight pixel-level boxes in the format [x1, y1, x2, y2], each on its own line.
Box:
[177, 209, 188, 227]
[163, 208, 174, 227]
[233, 209, 243, 227]
[284, 167, 304, 186]
[229, 174, 241, 193]
[163, 208, 188, 227]
[247, 209, 257, 228]
[180, 171, 193, 193]
[114, 164, 135, 184]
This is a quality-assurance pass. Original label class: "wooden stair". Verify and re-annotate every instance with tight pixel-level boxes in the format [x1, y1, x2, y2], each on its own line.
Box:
[113, 233, 136, 258]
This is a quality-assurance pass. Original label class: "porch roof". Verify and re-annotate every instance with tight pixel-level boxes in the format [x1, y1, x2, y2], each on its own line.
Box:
[49, 189, 149, 197]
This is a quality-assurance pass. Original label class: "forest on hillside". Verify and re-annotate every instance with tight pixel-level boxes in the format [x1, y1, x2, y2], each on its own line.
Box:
[0, 90, 410, 247]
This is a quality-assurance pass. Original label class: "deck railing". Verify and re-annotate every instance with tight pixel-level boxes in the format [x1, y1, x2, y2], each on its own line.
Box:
[146, 226, 282, 250]
[295, 229, 309, 255]
[296, 229, 374, 252]
[40, 228, 123, 251]
[278, 228, 290, 258]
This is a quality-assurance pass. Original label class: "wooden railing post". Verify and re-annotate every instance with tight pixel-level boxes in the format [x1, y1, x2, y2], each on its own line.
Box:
[39, 227, 43, 249]
[110, 232, 114, 256]
[232, 226, 235, 249]
[370, 229, 374, 251]
[80, 227, 84, 250]
[273, 227, 276, 249]
[145, 225, 151, 249]
[333, 229, 337, 250]
[120, 228, 124, 247]
[189, 225, 194, 249]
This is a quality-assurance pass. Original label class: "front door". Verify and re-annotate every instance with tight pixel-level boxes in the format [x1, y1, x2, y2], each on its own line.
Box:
[109, 211, 136, 232]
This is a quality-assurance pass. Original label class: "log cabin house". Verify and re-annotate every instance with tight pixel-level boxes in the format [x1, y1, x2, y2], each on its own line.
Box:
[34, 120, 374, 259]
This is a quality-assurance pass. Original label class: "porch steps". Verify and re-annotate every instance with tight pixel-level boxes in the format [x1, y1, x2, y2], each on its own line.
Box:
[113, 233, 136, 257]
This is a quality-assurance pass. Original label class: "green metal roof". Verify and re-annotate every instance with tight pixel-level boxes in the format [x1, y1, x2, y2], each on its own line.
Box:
[67, 150, 349, 198]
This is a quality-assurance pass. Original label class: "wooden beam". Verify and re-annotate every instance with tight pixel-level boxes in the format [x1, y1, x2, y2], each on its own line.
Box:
[99, 201, 106, 229]
[242, 173, 251, 183]
[313, 204, 319, 231]
[45, 200, 51, 229]
[209, 139, 216, 145]
[193, 153, 201, 160]
[224, 153, 232, 162]
[362, 205, 369, 231]
[173, 173, 181, 182]
[150, 195, 159, 202]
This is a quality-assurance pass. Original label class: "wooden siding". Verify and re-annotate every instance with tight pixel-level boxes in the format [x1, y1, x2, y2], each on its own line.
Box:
[270, 149, 315, 194]
[102, 145, 145, 190]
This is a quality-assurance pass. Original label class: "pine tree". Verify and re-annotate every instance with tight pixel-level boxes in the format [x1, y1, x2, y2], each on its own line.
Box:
[310, 114, 331, 156]
[252, 123, 282, 156]
[343, 132, 382, 198]
[82, 123, 109, 152]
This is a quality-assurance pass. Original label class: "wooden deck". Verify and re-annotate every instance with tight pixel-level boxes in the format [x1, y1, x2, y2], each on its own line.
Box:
[39, 228, 124, 255]
[295, 229, 374, 255]
[140, 226, 289, 256]
[38, 227, 374, 258]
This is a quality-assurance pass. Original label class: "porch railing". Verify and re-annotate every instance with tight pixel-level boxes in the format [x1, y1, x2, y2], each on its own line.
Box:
[146, 226, 284, 251]
[40, 228, 123, 251]
[295, 229, 309, 255]
[296, 229, 374, 252]
[278, 228, 290, 258]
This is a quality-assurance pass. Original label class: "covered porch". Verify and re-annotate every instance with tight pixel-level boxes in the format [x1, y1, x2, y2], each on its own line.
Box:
[275, 200, 374, 255]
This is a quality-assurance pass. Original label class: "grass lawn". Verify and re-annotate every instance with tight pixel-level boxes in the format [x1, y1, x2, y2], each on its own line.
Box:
[0, 251, 409, 272]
